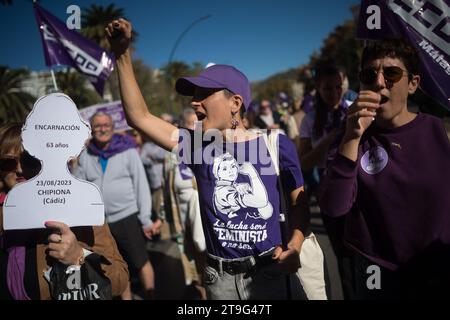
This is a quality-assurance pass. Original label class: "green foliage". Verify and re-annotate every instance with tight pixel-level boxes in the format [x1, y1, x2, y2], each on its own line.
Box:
[253, 5, 363, 103]
[0, 66, 35, 124]
[253, 68, 298, 102]
[81, 3, 138, 52]
[80, 3, 141, 104]
[108, 59, 204, 118]
[55, 69, 101, 109]
[131, 59, 164, 115]
[78, 3, 195, 116]
[317, 19, 364, 91]
[81, 4, 125, 50]
[158, 61, 204, 116]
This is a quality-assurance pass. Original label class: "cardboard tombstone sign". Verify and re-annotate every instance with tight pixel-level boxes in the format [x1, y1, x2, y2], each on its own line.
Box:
[3, 93, 104, 230]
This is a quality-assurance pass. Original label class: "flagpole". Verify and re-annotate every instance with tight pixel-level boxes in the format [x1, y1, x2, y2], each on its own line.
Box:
[33, 0, 58, 92]
[50, 69, 58, 91]
[34, 2, 114, 97]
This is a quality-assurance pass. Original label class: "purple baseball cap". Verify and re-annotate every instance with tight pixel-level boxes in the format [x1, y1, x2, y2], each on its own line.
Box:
[175, 64, 252, 110]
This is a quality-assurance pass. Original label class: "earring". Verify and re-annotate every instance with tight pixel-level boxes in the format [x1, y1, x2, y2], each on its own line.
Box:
[231, 112, 239, 129]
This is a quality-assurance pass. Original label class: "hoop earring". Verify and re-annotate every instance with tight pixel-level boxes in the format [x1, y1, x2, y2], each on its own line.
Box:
[231, 112, 239, 129]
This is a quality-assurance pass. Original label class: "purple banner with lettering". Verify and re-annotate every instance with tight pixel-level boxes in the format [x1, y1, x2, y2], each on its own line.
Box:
[33, 3, 114, 96]
[79, 101, 131, 132]
[357, 0, 450, 111]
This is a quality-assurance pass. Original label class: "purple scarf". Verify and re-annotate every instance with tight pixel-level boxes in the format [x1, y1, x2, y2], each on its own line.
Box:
[1, 235, 30, 300]
[2, 194, 31, 300]
[88, 134, 137, 159]
[6, 246, 30, 300]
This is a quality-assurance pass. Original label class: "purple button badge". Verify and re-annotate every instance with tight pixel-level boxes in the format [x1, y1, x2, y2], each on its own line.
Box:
[361, 146, 388, 175]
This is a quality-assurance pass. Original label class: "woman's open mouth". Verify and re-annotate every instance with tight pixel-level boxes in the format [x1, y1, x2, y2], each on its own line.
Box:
[380, 94, 389, 105]
[195, 112, 206, 121]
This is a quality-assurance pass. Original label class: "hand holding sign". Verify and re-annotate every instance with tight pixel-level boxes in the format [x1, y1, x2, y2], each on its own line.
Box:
[45, 220, 84, 266]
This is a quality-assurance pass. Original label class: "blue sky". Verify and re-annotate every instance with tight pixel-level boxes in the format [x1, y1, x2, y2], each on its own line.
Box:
[0, 0, 360, 81]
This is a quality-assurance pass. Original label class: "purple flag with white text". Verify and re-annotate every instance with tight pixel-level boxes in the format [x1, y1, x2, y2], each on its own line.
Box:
[33, 3, 114, 96]
[357, 0, 450, 111]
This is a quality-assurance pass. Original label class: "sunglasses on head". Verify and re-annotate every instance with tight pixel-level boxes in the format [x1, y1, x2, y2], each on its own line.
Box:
[359, 66, 409, 85]
[0, 156, 19, 172]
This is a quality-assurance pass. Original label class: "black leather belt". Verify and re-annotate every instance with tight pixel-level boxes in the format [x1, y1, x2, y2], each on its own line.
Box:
[207, 254, 275, 275]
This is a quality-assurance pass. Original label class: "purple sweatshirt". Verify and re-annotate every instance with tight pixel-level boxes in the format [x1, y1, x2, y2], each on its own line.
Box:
[319, 113, 450, 270]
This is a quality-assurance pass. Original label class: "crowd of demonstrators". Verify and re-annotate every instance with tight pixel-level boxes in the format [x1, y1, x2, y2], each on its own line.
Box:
[299, 63, 350, 185]
[247, 96, 300, 152]
[319, 38, 450, 299]
[297, 63, 354, 298]
[0, 123, 129, 300]
[158, 108, 207, 299]
[73, 112, 157, 300]
[241, 101, 258, 130]
[254, 99, 288, 133]
[126, 129, 143, 152]
[2, 19, 449, 302]
[339, 68, 358, 102]
[292, 102, 307, 136]
[131, 109, 207, 298]
[276, 92, 301, 151]
[106, 18, 310, 300]
[139, 123, 169, 235]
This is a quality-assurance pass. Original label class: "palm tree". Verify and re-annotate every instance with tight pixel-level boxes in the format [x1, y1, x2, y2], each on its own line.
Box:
[81, 4, 140, 101]
[81, 4, 126, 50]
[163, 60, 191, 85]
[0, 66, 35, 124]
[1, 0, 40, 6]
[162, 61, 196, 114]
[55, 69, 101, 109]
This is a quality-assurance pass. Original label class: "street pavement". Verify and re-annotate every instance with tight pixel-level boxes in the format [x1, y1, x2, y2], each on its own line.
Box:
[309, 202, 344, 300]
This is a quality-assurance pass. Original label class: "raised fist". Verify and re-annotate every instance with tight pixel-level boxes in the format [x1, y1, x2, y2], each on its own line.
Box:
[105, 18, 133, 58]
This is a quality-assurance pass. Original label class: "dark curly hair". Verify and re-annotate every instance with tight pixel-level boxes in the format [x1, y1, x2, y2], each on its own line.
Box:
[361, 38, 421, 78]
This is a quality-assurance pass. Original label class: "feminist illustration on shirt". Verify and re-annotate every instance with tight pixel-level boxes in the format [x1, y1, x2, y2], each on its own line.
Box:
[212, 153, 273, 220]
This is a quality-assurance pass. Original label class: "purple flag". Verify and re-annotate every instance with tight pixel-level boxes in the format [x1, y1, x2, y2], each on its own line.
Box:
[33, 3, 114, 95]
[357, 0, 450, 111]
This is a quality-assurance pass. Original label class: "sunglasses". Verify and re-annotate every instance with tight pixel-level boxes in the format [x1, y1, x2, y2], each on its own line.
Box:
[92, 124, 113, 131]
[21, 151, 41, 168]
[0, 156, 19, 172]
[359, 66, 409, 85]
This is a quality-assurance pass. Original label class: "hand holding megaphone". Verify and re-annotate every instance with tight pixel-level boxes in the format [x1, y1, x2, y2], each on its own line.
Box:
[105, 18, 132, 58]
